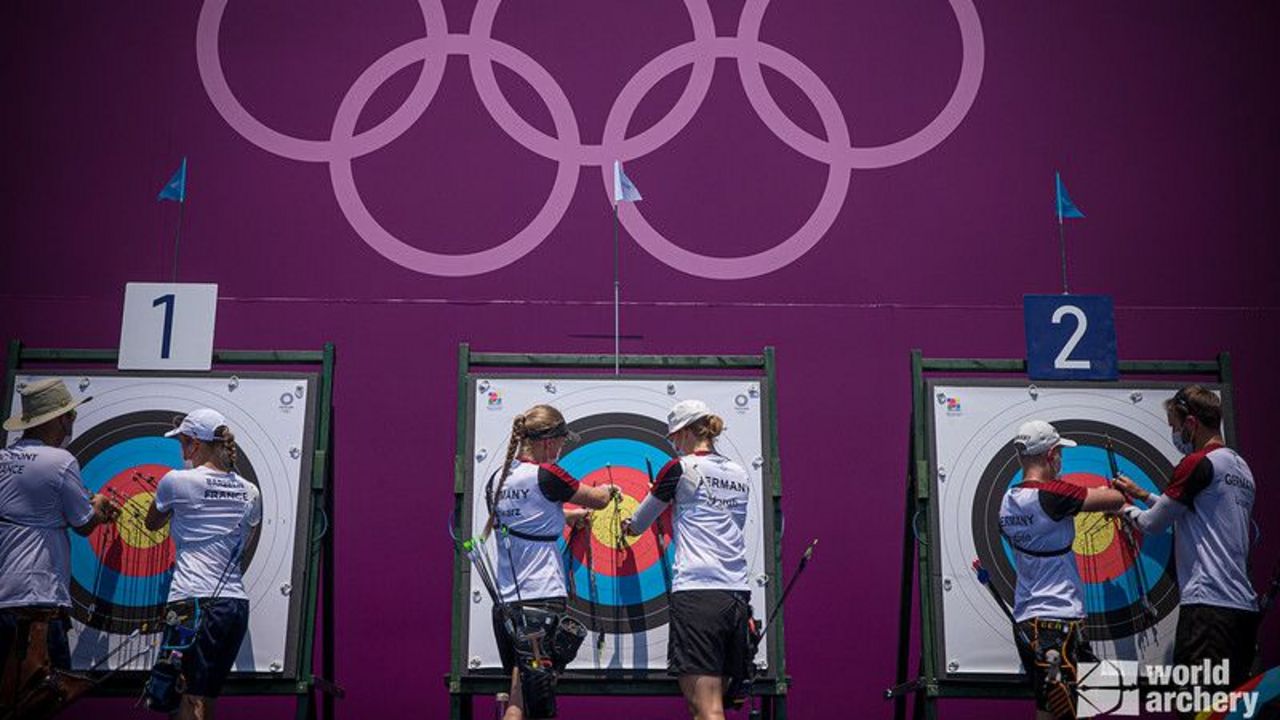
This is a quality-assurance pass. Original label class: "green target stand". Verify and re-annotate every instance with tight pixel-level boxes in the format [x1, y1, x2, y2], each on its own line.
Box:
[2, 340, 340, 720]
[447, 345, 790, 719]
[889, 350, 1236, 720]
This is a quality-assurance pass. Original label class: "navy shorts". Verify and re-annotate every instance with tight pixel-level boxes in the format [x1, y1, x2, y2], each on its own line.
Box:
[163, 597, 249, 698]
[0, 608, 71, 675]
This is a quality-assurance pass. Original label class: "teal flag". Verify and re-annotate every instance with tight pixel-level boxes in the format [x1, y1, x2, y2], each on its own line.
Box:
[1055, 171, 1083, 221]
[158, 157, 187, 203]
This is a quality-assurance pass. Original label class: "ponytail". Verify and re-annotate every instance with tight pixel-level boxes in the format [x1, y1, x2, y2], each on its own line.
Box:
[690, 414, 724, 441]
[213, 426, 239, 472]
[489, 414, 527, 513]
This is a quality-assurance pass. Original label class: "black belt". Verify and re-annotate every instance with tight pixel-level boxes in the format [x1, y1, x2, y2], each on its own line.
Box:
[498, 524, 561, 543]
[1001, 530, 1073, 558]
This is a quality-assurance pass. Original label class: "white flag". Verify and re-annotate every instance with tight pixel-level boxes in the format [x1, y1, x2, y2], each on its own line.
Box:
[613, 160, 643, 203]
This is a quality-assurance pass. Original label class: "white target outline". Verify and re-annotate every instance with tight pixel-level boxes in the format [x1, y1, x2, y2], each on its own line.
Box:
[9, 373, 314, 673]
[928, 383, 1196, 677]
[467, 377, 770, 671]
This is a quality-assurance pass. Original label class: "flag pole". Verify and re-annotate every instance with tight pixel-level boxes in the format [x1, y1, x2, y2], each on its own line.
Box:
[171, 199, 185, 283]
[612, 202, 620, 376]
[1058, 215, 1068, 295]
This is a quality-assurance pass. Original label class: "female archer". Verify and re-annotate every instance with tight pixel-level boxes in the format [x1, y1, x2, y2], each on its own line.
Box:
[485, 404, 617, 720]
[145, 408, 261, 720]
[624, 399, 753, 720]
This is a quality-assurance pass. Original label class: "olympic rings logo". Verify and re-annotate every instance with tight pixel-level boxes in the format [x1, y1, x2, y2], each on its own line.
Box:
[197, 0, 984, 279]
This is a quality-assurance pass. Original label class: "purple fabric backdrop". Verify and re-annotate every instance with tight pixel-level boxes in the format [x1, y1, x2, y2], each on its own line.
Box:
[2, 2, 1277, 717]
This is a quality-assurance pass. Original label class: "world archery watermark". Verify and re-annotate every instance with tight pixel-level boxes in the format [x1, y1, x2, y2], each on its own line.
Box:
[1076, 659, 1265, 718]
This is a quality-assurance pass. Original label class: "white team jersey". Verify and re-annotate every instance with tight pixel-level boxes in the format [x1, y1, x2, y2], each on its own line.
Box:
[0, 439, 95, 609]
[1164, 444, 1257, 611]
[488, 461, 580, 603]
[154, 466, 262, 602]
[999, 480, 1087, 622]
[651, 452, 750, 593]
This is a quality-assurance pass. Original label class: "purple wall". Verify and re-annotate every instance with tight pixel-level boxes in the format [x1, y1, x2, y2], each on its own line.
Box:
[3, 2, 1278, 717]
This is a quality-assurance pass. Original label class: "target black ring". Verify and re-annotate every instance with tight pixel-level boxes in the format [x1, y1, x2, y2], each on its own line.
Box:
[560, 412, 676, 634]
[970, 420, 1178, 641]
[68, 410, 262, 633]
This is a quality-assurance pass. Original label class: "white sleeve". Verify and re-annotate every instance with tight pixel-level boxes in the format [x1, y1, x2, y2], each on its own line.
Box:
[626, 494, 669, 534]
[1121, 494, 1186, 535]
[244, 484, 262, 528]
[153, 472, 179, 513]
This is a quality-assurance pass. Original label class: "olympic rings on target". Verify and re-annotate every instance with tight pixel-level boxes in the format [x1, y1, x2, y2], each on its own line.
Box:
[196, 0, 985, 279]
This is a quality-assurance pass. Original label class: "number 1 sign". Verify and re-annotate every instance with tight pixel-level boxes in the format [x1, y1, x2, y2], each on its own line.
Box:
[1023, 294, 1119, 381]
[118, 283, 218, 371]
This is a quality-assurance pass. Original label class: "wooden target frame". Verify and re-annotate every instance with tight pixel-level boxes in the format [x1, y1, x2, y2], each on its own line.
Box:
[2, 340, 339, 720]
[447, 345, 789, 720]
[888, 350, 1235, 720]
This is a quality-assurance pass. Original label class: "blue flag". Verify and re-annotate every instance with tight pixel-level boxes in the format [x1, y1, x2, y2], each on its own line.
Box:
[1055, 171, 1083, 222]
[158, 157, 187, 203]
[613, 160, 642, 203]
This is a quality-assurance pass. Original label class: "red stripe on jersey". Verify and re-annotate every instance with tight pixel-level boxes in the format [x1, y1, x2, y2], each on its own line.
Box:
[651, 458, 682, 503]
[1164, 441, 1223, 506]
[539, 463, 580, 493]
[1019, 479, 1087, 501]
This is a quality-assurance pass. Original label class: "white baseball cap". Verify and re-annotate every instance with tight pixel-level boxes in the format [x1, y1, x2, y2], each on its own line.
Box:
[667, 399, 711, 435]
[165, 408, 228, 442]
[1013, 420, 1077, 456]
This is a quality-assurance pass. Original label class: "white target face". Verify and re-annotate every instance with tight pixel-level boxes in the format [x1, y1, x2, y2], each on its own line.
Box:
[464, 377, 771, 672]
[6, 373, 317, 676]
[927, 382, 1221, 678]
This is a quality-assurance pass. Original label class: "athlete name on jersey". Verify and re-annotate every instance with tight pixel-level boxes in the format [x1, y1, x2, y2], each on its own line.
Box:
[706, 476, 749, 493]
[496, 487, 532, 502]
[1000, 514, 1034, 527]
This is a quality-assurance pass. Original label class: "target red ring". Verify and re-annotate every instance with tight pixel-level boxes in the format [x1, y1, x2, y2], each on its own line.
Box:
[565, 466, 672, 578]
[89, 463, 175, 576]
[1060, 472, 1142, 583]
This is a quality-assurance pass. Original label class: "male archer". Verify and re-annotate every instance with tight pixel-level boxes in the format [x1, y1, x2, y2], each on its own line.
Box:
[999, 420, 1125, 720]
[1, 380, 118, 700]
[1113, 385, 1258, 713]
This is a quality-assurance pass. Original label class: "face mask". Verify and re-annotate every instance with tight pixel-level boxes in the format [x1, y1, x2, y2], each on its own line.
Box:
[1171, 428, 1194, 455]
[60, 435, 73, 449]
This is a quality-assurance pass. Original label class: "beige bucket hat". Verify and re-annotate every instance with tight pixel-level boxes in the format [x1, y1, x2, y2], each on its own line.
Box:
[3, 379, 92, 432]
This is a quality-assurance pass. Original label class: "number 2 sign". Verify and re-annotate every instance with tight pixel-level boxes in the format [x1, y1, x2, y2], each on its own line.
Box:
[1024, 294, 1119, 381]
[118, 283, 218, 371]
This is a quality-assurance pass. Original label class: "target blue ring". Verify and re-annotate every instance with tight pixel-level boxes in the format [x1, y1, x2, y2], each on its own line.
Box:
[559, 438, 674, 606]
[999, 445, 1172, 611]
[71, 437, 181, 607]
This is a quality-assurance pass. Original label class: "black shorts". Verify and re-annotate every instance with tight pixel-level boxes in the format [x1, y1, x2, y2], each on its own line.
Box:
[491, 597, 566, 673]
[1013, 617, 1091, 719]
[667, 589, 752, 678]
[162, 597, 249, 698]
[1173, 603, 1260, 690]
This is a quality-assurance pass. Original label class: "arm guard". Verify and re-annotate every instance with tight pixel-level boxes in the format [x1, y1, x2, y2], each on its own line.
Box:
[1121, 493, 1186, 535]
[627, 493, 669, 535]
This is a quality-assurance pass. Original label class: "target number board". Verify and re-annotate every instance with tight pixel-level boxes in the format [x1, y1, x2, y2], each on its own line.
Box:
[118, 282, 219, 371]
[924, 380, 1227, 680]
[5, 372, 320, 677]
[1024, 294, 1118, 381]
[458, 376, 779, 675]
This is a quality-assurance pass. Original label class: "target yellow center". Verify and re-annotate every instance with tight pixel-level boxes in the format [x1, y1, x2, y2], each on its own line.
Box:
[1072, 512, 1116, 557]
[117, 492, 169, 548]
[590, 494, 641, 549]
